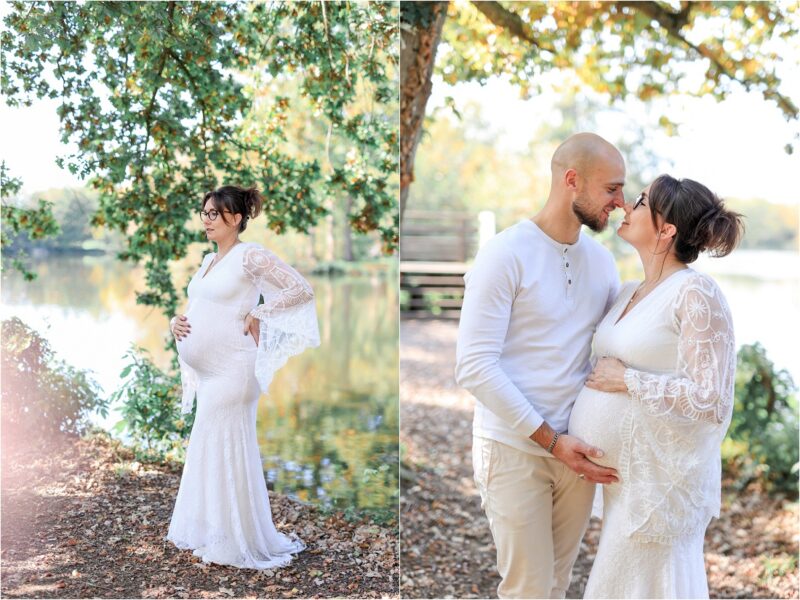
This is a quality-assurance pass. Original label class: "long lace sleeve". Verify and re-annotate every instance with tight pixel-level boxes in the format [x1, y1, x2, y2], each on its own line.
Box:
[242, 244, 320, 394]
[623, 273, 735, 425]
[243, 246, 315, 318]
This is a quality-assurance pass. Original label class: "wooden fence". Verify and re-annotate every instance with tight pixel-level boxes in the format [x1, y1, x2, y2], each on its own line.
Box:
[400, 210, 478, 319]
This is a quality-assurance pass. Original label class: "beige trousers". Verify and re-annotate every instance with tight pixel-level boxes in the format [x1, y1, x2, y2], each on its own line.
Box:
[473, 437, 595, 599]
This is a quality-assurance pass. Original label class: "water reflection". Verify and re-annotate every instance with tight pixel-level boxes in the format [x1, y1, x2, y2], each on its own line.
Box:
[1, 255, 399, 512]
[257, 274, 399, 510]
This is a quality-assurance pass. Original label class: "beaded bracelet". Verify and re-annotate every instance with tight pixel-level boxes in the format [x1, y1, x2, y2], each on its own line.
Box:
[547, 431, 560, 454]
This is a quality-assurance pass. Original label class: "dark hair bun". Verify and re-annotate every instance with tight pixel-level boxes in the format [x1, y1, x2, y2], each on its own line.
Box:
[689, 204, 742, 259]
[244, 187, 263, 221]
[649, 175, 744, 264]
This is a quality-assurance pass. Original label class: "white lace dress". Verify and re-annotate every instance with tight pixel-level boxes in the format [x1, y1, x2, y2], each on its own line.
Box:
[166, 241, 320, 569]
[568, 268, 735, 598]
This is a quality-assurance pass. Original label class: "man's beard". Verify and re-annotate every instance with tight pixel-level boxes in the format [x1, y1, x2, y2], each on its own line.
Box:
[572, 194, 607, 233]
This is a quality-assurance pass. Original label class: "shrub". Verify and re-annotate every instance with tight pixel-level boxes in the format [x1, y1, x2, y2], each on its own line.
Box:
[1, 317, 108, 440]
[725, 343, 799, 495]
[110, 347, 193, 463]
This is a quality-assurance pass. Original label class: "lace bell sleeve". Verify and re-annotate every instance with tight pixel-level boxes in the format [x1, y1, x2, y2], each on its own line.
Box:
[623, 273, 736, 425]
[242, 245, 320, 394]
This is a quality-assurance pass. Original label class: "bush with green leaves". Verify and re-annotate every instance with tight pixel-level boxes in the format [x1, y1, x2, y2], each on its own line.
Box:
[111, 347, 193, 463]
[724, 343, 799, 495]
[1, 317, 107, 440]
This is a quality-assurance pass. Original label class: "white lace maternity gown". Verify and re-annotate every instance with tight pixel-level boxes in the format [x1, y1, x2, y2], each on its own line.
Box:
[166, 241, 320, 569]
[568, 268, 735, 598]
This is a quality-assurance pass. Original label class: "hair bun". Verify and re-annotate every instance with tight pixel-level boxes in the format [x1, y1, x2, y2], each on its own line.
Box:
[687, 204, 723, 246]
[244, 187, 263, 220]
[698, 204, 744, 258]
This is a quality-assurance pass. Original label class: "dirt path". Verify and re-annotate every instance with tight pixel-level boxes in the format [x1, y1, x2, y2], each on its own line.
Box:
[399, 318, 798, 599]
[1, 432, 398, 599]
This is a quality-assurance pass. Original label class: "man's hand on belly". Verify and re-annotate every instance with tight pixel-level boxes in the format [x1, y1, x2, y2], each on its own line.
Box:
[531, 422, 619, 484]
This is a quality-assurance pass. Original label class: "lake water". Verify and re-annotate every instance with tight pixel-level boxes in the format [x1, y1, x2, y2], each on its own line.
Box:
[1, 254, 399, 513]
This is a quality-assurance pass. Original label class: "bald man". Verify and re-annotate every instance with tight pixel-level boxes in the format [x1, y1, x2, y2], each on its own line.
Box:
[455, 133, 625, 598]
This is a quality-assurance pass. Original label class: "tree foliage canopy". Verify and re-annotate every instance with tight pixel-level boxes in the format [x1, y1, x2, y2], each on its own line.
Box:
[440, 1, 797, 123]
[400, 1, 800, 214]
[2, 0, 398, 314]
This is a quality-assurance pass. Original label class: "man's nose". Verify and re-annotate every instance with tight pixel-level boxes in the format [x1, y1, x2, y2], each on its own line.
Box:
[613, 192, 625, 208]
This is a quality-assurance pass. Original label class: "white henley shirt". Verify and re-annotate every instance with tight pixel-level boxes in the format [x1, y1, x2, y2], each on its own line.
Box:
[455, 219, 620, 457]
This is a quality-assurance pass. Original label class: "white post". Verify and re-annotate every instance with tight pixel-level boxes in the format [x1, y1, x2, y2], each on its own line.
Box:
[478, 210, 496, 251]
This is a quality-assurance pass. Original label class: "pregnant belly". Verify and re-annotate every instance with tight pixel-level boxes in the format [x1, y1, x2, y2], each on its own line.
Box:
[568, 387, 630, 470]
[175, 302, 254, 372]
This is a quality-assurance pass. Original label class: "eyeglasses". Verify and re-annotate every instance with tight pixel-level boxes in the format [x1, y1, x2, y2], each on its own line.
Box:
[198, 209, 230, 221]
[633, 193, 647, 210]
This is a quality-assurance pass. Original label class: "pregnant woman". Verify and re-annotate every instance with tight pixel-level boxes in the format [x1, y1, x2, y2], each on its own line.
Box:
[166, 185, 320, 570]
[568, 175, 743, 598]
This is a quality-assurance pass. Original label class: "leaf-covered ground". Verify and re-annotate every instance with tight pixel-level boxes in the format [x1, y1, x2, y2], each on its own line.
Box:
[400, 319, 799, 599]
[1, 432, 398, 599]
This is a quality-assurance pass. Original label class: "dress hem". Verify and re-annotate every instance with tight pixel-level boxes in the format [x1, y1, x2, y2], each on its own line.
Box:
[165, 534, 305, 571]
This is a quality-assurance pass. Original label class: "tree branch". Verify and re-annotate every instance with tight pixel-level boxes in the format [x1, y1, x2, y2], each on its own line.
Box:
[139, 1, 176, 180]
[470, 1, 556, 53]
[617, 1, 798, 119]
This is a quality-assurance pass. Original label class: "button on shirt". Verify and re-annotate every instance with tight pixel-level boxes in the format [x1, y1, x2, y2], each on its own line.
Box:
[455, 219, 620, 457]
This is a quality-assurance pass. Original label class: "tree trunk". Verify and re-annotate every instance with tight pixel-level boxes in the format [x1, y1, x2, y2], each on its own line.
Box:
[308, 231, 317, 263]
[343, 195, 354, 261]
[325, 199, 335, 262]
[399, 1, 448, 226]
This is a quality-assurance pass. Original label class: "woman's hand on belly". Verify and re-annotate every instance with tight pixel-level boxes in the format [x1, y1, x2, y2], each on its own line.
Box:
[585, 357, 628, 393]
[170, 314, 191, 341]
[243, 313, 260, 346]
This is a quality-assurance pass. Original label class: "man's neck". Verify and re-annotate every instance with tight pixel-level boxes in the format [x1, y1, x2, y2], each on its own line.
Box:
[532, 201, 582, 245]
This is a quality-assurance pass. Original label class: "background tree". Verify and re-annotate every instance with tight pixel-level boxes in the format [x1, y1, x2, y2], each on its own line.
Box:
[0, 161, 60, 280]
[2, 0, 398, 316]
[2, 186, 120, 253]
[399, 0, 800, 220]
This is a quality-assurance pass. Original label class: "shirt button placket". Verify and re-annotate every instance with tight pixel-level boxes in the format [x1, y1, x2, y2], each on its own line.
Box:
[563, 246, 573, 299]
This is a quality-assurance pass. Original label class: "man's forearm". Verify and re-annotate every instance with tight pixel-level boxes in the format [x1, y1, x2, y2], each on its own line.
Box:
[530, 421, 558, 452]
